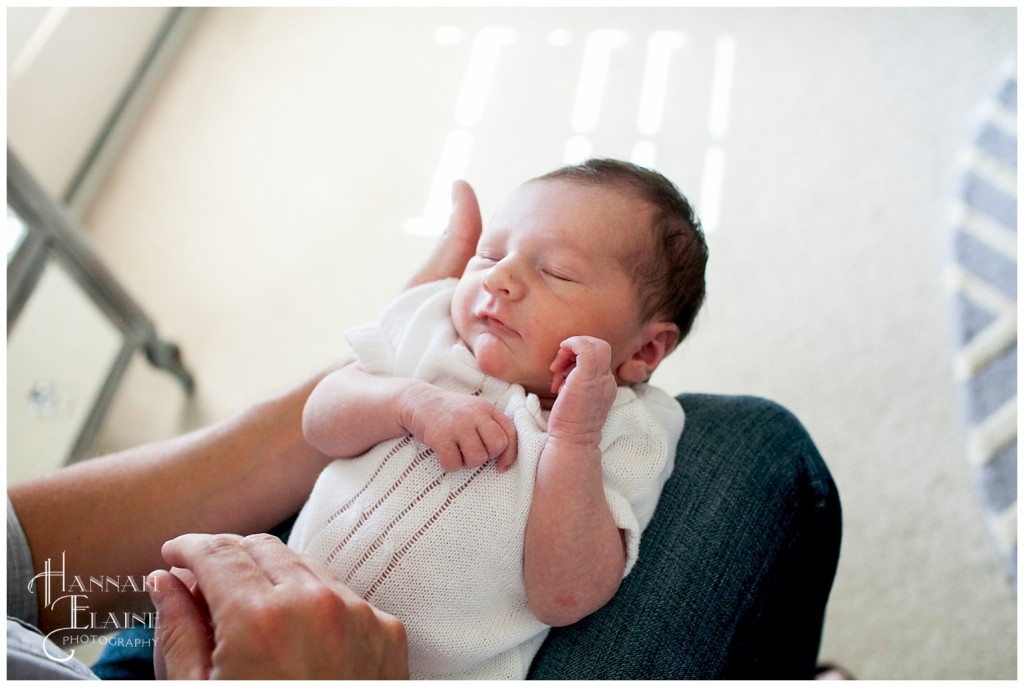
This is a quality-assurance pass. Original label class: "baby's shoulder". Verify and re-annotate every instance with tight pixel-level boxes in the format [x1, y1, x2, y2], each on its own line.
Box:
[607, 383, 684, 436]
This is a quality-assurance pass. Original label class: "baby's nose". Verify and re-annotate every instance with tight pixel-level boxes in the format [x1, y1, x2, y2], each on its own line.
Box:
[482, 261, 523, 299]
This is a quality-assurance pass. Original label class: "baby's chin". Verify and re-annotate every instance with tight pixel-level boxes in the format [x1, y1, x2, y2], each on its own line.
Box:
[475, 352, 555, 404]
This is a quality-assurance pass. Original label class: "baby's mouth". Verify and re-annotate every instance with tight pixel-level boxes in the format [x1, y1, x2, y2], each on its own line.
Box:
[477, 312, 517, 337]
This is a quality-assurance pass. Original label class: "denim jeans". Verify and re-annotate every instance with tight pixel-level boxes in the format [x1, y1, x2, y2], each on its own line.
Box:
[528, 393, 842, 679]
[78, 393, 839, 680]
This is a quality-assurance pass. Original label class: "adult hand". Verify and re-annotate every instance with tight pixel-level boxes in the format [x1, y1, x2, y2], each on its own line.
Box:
[405, 180, 483, 289]
[149, 533, 408, 680]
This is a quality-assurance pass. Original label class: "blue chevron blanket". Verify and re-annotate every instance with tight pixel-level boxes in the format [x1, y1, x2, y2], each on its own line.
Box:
[948, 65, 1017, 591]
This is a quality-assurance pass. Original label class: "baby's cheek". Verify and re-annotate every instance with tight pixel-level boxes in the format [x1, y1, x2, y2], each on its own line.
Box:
[450, 298, 474, 344]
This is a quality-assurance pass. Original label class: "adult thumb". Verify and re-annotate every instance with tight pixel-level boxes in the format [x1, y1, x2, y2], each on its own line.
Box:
[449, 179, 483, 248]
[404, 179, 482, 289]
[148, 570, 214, 680]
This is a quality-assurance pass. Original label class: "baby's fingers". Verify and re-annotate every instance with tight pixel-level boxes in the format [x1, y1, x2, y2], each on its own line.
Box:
[474, 413, 517, 472]
[557, 336, 611, 381]
[492, 412, 518, 472]
[434, 442, 465, 472]
[549, 346, 577, 394]
[456, 433, 490, 469]
[549, 345, 577, 375]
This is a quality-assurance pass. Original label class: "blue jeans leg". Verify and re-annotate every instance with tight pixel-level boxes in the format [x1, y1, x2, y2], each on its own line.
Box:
[528, 393, 842, 679]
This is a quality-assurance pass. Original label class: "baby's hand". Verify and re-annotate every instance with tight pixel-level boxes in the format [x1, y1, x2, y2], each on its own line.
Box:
[400, 383, 517, 472]
[547, 336, 618, 447]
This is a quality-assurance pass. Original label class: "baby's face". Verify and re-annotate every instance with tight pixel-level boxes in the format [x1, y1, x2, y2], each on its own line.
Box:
[451, 179, 653, 402]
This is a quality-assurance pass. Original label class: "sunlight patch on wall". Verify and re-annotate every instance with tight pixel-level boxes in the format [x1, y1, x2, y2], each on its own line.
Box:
[404, 26, 736, 235]
[404, 27, 517, 236]
[455, 28, 517, 128]
[707, 34, 736, 139]
[698, 34, 736, 232]
[571, 29, 629, 135]
[403, 129, 475, 236]
[637, 31, 686, 137]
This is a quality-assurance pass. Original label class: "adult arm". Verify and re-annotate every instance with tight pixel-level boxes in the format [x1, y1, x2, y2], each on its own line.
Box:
[7, 178, 484, 635]
[9, 373, 331, 635]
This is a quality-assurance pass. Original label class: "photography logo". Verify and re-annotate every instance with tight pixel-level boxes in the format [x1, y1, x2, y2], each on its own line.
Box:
[29, 552, 158, 662]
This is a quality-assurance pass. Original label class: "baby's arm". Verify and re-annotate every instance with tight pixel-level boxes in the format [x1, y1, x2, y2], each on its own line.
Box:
[302, 362, 517, 472]
[523, 336, 625, 627]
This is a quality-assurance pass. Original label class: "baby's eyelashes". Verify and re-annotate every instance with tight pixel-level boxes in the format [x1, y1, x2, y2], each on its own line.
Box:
[541, 268, 575, 283]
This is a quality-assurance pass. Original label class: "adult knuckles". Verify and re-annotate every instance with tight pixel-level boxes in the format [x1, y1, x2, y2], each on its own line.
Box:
[380, 611, 408, 645]
[236, 597, 288, 635]
[305, 589, 386, 647]
[302, 583, 351, 617]
[189, 533, 244, 559]
[241, 532, 283, 549]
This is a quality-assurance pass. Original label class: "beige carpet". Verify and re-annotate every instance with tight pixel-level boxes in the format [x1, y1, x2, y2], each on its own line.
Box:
[72, 7, 1015, 679]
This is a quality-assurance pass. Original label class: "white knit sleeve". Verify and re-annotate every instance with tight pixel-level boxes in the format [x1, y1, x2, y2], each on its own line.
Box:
[599, 385, 684, 576]
[344, 278, 458, 376]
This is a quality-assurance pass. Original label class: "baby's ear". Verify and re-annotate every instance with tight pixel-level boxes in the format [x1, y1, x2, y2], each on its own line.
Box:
[616, 322, 680, 384]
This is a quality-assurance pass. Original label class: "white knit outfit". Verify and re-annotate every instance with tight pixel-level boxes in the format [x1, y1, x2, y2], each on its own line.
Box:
[289, 279, 684, 679]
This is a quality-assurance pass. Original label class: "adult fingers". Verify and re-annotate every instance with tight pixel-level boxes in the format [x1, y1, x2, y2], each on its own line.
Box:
[240, 544, 411, 679]
[168, 565, 197, 592]
[149, 569, 214, 680]
[160, 533, 272, 612]
[232, 533, 321, 587]
[404, 180, 482, 289]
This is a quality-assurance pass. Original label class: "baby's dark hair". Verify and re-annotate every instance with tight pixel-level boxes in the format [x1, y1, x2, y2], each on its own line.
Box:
[533, 158, 709, 342]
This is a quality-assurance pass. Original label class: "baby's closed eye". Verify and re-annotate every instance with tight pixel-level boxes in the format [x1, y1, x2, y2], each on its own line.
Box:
[542, 267, 575, 282]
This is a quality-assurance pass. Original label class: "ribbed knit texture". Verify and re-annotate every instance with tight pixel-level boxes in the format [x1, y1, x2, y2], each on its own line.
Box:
[289, 280, 683, 679]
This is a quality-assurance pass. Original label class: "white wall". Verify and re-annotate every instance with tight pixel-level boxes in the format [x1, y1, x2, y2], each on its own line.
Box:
[7, 7, 173, 202]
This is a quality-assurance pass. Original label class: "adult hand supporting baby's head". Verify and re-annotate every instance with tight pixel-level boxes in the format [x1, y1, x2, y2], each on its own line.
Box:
[405, 180, 482, 289]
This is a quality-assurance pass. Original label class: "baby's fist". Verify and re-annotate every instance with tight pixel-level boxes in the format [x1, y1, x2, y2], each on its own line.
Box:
[547, 336, 618, 446]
